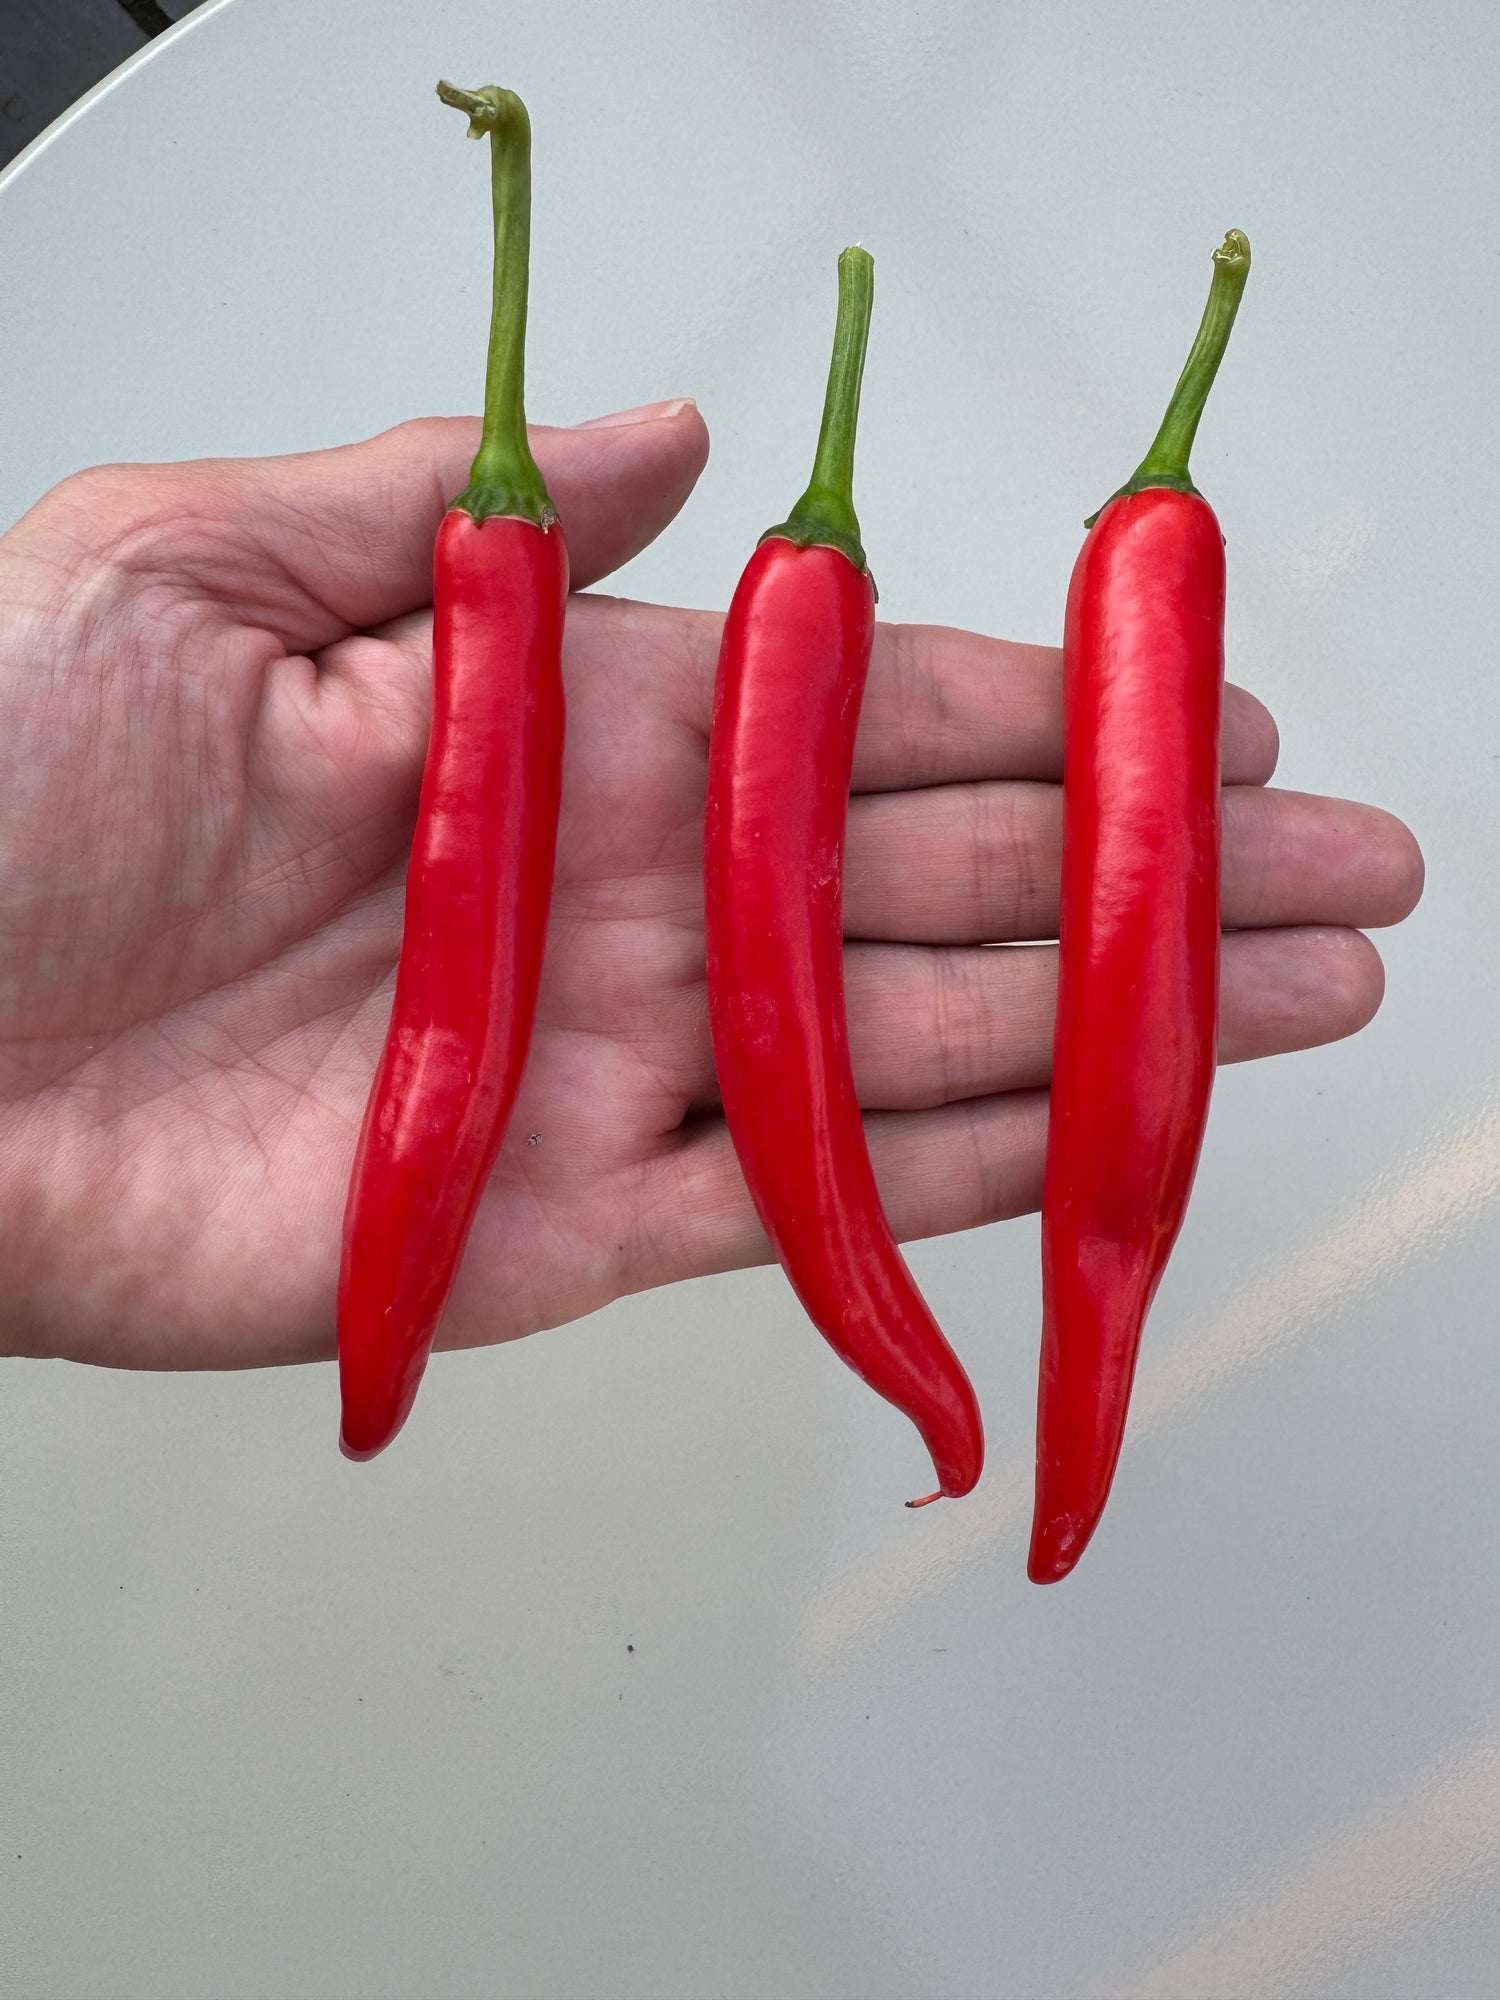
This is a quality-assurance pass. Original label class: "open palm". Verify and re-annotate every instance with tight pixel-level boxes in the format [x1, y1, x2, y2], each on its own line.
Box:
[0, 406, 1421, 1378]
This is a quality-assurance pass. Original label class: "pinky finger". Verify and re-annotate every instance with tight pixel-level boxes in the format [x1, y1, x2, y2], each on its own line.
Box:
[633, 1088, 1049, 1295]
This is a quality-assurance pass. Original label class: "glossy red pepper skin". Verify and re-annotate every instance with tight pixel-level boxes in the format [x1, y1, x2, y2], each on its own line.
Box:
[338, 511, 568, 1460]
[1028, 486, 1224, 1580]
[705, 536, 984, 1499]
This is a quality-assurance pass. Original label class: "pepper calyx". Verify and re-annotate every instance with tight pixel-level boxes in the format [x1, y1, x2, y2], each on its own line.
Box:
[758, 517, 868, 573]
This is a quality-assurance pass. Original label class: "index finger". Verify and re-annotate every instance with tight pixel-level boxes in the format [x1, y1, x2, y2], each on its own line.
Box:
[668, 609, 1280, 791]
[849, 623, 1280, 792]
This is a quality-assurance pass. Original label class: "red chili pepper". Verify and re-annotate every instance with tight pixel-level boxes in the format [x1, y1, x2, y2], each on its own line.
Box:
[1029, 231, 1252, 1581]
[705, 249, 984, 1503]
[337, 84, 567, 1460]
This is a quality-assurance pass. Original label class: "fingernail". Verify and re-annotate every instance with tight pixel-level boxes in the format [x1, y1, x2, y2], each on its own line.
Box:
[572, 398, 697, 429]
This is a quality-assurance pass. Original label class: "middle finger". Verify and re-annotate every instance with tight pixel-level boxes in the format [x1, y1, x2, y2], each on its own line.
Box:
[843, 783, 1422, 943]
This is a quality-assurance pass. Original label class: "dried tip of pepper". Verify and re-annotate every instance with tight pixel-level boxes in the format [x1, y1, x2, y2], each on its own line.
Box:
[905, 1489, 944, 1510]
[1214, 228, 1252, 269]
[435, 79, 522, 141]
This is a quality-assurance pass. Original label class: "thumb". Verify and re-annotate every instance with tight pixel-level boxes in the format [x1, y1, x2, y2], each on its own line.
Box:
[534, 400, 709, 586]
[194, 402, 708, 647]
[309, 402, 709, 628]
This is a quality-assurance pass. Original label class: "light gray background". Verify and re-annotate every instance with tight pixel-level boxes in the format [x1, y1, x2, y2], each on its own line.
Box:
[0, 2, 1491, 1994]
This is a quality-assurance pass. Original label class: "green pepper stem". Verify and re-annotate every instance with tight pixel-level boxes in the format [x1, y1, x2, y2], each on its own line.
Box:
[1090, 228, 1251, 523]
[763, 246, 874, 572]
[437, 81, 555, 526]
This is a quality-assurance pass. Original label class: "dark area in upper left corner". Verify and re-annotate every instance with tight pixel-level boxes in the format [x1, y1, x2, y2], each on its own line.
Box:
[1, 0, 208, 171]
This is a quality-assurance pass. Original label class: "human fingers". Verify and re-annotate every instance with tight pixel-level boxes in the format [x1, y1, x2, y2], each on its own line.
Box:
[675, 920, 1386, 1120]
[847, 626, 1280, 792]
[662, 610, 1278, 789]
[841, 786, 1424, 944]
[1210, 786, 1424, 930]
[835, 925, 1386, 1111]
[631, 1091, 1049, 1296]
[641, 915, 1387, 1286]
[253, 404, 707, 635]
[12, 403, 708, 652]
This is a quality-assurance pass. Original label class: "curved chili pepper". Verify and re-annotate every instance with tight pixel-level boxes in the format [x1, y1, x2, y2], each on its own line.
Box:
[705, 249, 984, 1503]
[1029, 230, 1251, 1580]
[337, 84, 567, 1460]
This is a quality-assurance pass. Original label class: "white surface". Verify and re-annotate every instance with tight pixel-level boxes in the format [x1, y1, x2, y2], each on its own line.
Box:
[0, 2, 1490, 1994]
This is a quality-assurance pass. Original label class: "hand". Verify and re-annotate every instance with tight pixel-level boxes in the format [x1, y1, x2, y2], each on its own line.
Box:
[0, 411, 1422, 1369]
